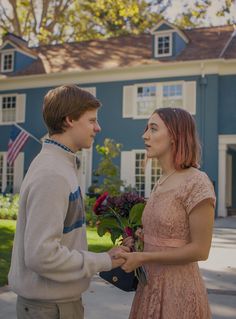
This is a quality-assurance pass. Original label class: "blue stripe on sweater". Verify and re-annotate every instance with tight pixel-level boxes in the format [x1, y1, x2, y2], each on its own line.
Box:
[63, 218, 85, 233]
[69, 187, 81, 201]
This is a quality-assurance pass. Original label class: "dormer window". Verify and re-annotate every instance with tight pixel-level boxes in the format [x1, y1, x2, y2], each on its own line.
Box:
[1, 51, 14, 72]
[155, 33, 172, 57]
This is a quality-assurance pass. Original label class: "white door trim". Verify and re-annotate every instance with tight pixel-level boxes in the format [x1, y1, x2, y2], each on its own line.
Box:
[218, 135, 236, 217]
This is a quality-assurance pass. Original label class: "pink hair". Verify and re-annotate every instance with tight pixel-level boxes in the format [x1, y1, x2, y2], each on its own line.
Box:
[153, 108, 201, 170]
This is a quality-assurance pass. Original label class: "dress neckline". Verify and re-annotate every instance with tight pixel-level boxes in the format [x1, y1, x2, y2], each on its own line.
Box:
[152, 169, 201, 196]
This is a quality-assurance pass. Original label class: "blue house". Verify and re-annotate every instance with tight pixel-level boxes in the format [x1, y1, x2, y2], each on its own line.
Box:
[0, 20, 236, 217]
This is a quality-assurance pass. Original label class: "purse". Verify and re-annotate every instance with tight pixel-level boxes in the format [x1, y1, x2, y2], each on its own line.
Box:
[99, 267, 138, 292]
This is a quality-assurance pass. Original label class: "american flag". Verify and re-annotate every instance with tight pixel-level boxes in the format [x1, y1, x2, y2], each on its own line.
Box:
[7, 125, 29, 165]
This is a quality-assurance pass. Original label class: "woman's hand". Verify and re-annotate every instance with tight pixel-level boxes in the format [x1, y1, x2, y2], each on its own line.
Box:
[122, 236, 134, 249]
[135, 227, 144, 241]
[115, 251, 144, 273]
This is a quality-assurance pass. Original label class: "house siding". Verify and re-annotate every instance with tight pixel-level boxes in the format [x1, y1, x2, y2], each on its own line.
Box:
[219, 75, 236, 134]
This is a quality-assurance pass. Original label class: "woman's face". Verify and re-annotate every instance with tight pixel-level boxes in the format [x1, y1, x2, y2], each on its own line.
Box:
[142, 113, 173, 159]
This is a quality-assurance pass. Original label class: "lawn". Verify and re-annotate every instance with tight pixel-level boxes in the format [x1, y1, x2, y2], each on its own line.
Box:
[0, 219, 113, 287]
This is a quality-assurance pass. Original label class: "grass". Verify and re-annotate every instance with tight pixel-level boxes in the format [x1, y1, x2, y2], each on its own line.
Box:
[0, 219, 113, 287]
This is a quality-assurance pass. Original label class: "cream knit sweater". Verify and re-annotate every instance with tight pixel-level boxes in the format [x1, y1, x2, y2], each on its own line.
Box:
[8, 143, 111, 302]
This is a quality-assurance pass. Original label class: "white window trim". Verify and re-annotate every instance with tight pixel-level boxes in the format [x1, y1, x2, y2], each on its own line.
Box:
[132, 80, 186, 119]
[133, 82, 160, 119]
[154, 31, 173, 58]
[1, 49, 14, 72]
[0, 93, 17, 125]
[0, 93, 26, 125]
[132, 149, 161, 198]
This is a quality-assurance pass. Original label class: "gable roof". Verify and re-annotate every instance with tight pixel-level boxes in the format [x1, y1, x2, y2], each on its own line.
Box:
[5, 24, 236, 77]
[150, 19, 189, 43]
[0, 33, 38, 58]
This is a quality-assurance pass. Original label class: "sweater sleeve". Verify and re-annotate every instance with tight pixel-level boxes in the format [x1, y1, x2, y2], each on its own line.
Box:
[24, 173, 112, 283]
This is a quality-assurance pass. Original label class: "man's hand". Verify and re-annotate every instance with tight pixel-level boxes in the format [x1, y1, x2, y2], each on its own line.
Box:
[107, 246, 130, 269]
[115, 251, 143, 273]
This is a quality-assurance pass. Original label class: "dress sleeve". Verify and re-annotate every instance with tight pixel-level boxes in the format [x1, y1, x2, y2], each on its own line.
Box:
[183, 172, 216, 215]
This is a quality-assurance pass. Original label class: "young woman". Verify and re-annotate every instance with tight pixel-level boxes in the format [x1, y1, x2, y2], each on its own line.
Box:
[118, 107, 216, 319]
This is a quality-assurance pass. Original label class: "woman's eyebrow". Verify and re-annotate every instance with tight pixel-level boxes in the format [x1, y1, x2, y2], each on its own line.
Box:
[149, 122, 158, 127]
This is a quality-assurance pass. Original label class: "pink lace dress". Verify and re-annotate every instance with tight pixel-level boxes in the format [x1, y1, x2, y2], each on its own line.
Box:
[129, 170, 216, 319]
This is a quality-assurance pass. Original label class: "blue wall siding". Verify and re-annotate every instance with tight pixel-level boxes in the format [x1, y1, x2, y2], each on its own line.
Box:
[0, 74, 222, 197]
[82, 76, 218, 192]
[219, 75, 236, 134]
[154, 23, 173, 32]
[232, 152, 236, 208]
[14, 51, 35, 74]
[173, 33, 186, 57]
[197, 75, 218, 190]
[0, 87, 52, 175]
[1, 43, 15, 50]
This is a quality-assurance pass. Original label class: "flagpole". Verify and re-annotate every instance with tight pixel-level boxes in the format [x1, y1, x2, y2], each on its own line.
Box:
[14, 123, 42, 144]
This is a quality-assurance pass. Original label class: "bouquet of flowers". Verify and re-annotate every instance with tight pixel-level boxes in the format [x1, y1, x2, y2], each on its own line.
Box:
[93, 191, 145, 245]
[93, 191, 147, 287]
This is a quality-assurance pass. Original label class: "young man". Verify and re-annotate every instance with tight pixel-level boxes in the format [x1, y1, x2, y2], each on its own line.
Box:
[8, 85, 127, 319]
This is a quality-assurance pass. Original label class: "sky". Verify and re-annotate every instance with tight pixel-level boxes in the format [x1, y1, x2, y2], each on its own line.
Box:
[163, 0, 236, 26]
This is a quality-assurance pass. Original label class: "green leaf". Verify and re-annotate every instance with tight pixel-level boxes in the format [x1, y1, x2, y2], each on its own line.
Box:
[99, 217, 123, 231]
[110, 229, 123, 244]
[97, 224, 108, 237]
[129, 203, 145, 225]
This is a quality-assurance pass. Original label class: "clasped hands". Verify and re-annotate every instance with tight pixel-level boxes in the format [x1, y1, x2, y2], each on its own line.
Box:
[108, 228, 144, 272]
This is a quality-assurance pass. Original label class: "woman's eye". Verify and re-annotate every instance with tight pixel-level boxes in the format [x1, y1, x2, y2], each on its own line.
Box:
[150, 127, 157, 132]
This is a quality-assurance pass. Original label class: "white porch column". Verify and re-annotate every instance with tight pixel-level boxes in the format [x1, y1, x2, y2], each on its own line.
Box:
[218, 143, 227, 217]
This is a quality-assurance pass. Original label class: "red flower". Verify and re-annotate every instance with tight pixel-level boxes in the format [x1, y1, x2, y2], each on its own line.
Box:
[93, 192, 109, 215]
[124, 226, 133, 237]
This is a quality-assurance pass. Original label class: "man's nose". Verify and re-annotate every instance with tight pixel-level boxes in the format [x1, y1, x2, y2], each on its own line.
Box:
[95, 123, 101, 132]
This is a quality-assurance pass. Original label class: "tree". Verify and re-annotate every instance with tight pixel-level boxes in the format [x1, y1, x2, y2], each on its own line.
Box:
[174, 0, 236, 28]
[0, 0, 168, 45]
[93, 138, 124, 196]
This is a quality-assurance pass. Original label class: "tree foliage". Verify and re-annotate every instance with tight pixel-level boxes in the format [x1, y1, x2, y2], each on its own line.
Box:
[0, 0, 167, 45]
[94, 138, 124, 196]
[174, 0, 236, 28]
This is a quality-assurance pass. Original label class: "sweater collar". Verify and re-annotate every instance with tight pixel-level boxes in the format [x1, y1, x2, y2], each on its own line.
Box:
[43, 139, 80, 168]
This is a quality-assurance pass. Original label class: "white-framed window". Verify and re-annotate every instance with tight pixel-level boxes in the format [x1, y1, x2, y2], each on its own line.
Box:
[0, 152, 24, 194]
[0, 94, 26, 124]
[163, 83, 183, 108]
[154, 32, 172, 57]
[1, 51, 14, 72]
[2, 95, 16, 122]
[136, 85, 157, 117]
[123, 81, 196, 119]
[121, 150, 161, 197]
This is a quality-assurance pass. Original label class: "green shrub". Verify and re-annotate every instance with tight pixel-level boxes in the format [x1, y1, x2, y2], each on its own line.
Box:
[84, 196, 98, 227]
[0, 194, 19, 220]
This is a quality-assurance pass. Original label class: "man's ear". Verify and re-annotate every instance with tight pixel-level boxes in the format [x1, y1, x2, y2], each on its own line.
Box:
[64, 116, 73, 128]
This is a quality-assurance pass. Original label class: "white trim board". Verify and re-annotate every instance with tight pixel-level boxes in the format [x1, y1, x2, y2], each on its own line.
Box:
[0, 59, 236, 91]
[218, 135, 236, 217]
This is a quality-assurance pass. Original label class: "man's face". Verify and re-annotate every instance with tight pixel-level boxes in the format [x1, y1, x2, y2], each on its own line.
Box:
[68, 109, 101, 150]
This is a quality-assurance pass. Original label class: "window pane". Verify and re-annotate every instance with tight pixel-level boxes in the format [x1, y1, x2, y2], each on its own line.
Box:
[137, 86, 156, 116]
[3, 53, 13, 71]
[162, 84, 183, 108]
[1, 96, 16, 122]
[0, 154, 3, 193]
[151, 159, 162, 191]
[158, 36, 170, 55]
[135, 152, 145, 197]
[6, 163, 14, 193]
